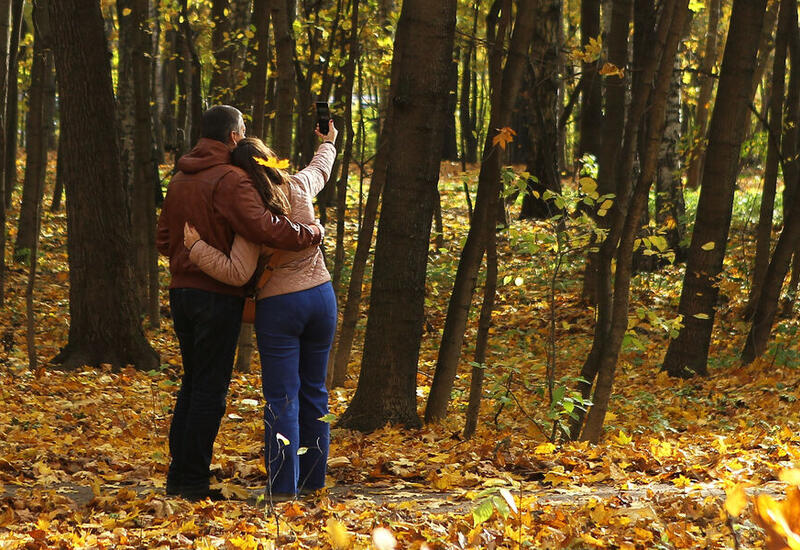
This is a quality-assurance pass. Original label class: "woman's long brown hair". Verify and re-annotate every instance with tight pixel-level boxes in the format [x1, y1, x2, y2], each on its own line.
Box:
[231, 138, 292, 216]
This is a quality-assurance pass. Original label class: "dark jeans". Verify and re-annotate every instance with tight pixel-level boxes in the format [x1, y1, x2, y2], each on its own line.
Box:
[167, 288, 244, 493]
[256, 282, 337, 495]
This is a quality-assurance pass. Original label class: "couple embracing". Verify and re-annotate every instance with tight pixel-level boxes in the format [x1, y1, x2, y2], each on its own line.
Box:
[156, 105, 338, 502]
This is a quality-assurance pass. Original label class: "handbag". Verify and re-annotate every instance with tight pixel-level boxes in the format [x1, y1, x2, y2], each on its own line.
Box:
[242, 252, 283, 324]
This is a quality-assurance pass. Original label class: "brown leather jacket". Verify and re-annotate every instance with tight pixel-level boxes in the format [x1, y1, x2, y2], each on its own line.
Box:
[156, 138, 322, 296]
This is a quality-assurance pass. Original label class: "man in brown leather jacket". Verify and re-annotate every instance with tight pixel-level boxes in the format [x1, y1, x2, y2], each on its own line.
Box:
[157, 105, 322, 501]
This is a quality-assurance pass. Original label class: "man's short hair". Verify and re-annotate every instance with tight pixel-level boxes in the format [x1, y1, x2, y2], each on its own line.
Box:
[201, 105, 243, 143]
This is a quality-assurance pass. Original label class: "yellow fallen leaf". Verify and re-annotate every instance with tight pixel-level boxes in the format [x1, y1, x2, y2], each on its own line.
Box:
[535, 442, 556, 454]
[326, 519, 351, 550]
[613, 430, 632, 445]
[780, 469, 800, 486]
[724, 484, 747, 517]
[672, 475, 691, 488]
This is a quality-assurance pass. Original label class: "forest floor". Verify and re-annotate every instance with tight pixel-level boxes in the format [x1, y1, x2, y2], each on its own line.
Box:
[1, 163, 800, 549]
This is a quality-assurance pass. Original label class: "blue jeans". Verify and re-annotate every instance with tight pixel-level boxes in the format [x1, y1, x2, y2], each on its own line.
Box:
[256, 282, 337, 495]
[167, 289, 243, 494]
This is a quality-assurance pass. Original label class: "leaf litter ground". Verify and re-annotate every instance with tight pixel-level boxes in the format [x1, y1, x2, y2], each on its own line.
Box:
[1, 165, 799, 549]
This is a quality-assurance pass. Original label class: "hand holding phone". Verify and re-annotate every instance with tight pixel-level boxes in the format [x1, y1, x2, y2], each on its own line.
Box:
[315, 102, 330, 135]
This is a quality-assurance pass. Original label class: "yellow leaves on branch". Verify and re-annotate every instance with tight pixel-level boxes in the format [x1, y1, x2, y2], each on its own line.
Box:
[492, 127, 516, 150]
[573, 36, 603, 64]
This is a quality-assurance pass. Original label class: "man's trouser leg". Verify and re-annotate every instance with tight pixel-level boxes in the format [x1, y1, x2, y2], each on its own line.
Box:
[167, 288, 243, 494]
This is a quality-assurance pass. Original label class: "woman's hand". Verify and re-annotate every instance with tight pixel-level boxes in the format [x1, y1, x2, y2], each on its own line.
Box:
[316, 119, 338, 145]
[184, 222, 201, 250]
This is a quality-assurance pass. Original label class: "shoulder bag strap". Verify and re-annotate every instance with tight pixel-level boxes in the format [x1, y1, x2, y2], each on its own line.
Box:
[253, 251, 284, 295]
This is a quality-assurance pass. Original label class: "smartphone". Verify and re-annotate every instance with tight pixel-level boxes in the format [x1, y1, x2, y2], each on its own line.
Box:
[315, 101, 330, 135]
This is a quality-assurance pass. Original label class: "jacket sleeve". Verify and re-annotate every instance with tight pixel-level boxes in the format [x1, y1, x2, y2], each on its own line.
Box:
[188, 235, 260, 287]
[156, 200, 170, 257]
[290, 142, 337, 197]
[214, 172, 322, 251]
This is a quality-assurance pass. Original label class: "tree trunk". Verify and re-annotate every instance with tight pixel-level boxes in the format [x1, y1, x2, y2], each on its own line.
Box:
[117, 0, 135, 204]
[782, 14, 800, 208]
[519, 0, 561, 220]
[208, 0, 234, 103]
[780, 5, 800, 312]
[655, 55, 686, 262]
[459, 2, 479, 165]
[272, 0, 296, 157]
[742, 182, 800, 363]
[179, 0, 202, 151]
[14, 6, 53, 261]
[159, 29, 177, 155]
[327, 126, 388, 388]
[0, 0, 10, 305]
[462, 175, 500, 440]
[47, 0, 158, 371]
[234, 324, 255, 373]
[581, 0, 632, 304]
[685, 0, 721, 190]
[743, 0, 792, 320]
[661, 0, 767, 378]
[578, 0, 601, 162]
[425, 0, 536, 423]
[4, 0, 22, 209]
[580, 0, 688, 442]
[441, 54, 459, 161]
[331, 0, 360, 295]
[337, 0, 456, 432]
[131, 0, 160, 327]
[248, 0, 271, 140]
[570, 0, 681, 437]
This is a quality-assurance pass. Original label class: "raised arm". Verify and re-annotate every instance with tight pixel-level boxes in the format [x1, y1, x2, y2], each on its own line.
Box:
[185, 223, 260, 287]
[291, 120, 338, 196]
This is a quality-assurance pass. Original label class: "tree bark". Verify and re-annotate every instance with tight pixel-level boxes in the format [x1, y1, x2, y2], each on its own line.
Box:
[337, 0, 456, 432]
[581, 0, 632, 304]
[208, 0, 234, 103]
[580, 0, 688, 442]
[463, 206, 498, 439]
[459, 2, 479, 165]
[661, 0, 767, 378]
[441, 54, 459, 161]
[571, 0, 680, 437]
[655, 55, 687, 262]
[685, 0, 721, 190]
[131, 0, 160, 327]
[47, 0, 158, 371]
[742, 183, 800, 364]
[578, 0, 601, 162]
[519, 0, 561, 220]
[743, 0, 792, 320]
[272, 0, 296, 157]
[0, 0, 11, 305]
[14, 4, 53, 261]
[327, 125, 388, 388]
[179, 0, 202, 151]
[425, 0, 537, 423]
[234, 324, 255, 373]
[248, 0, 271, 140]
[331, 0, 360, 295]
[3, 0, 22, 209]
